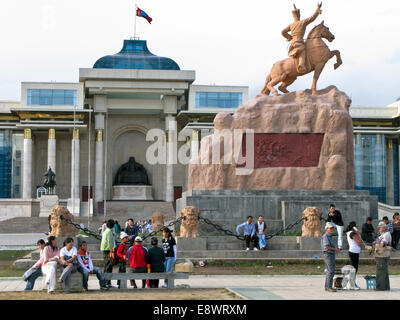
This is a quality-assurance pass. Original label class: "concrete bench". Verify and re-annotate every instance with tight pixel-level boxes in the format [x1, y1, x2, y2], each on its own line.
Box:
[103, 272, 189, 289]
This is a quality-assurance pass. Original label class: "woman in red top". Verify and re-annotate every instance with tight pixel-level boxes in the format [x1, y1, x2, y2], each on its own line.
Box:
[116, 232, 129, 289]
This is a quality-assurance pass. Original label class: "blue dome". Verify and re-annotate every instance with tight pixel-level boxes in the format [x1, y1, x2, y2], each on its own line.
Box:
[93, 39, 180, 70]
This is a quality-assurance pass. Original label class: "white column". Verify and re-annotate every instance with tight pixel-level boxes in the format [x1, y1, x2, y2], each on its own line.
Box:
[190, 129, 200, 161]
[95, 129, 104, 205]
[47, 128, 56, 172]
[70, 128, 80, 215]
[22, 128, 32, 199]
[165, 115, 175, 202]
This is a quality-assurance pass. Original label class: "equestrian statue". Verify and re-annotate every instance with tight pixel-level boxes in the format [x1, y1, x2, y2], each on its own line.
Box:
[261, 2, 342, 96]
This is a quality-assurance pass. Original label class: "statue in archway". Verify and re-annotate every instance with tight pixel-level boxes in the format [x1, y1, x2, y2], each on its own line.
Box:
[43, 167, 56, 194]
[113, 156, 150, 186]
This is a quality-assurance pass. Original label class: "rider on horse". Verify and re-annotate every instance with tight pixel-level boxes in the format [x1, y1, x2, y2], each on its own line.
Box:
[281, 2, 322, 74]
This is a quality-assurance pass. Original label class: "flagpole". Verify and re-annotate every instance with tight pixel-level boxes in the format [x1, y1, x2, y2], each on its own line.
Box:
[134, 3, 137, 39]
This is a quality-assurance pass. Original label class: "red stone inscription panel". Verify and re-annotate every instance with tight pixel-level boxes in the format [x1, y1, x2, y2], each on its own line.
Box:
[239, 133, 324, 168]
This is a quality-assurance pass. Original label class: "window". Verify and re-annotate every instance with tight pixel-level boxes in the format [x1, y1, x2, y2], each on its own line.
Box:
[195, 92, 243, 108]
[27, 89, 77, 106]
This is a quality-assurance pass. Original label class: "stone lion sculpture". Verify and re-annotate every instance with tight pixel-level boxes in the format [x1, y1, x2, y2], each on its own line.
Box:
[151, 213, 166, 232]
[301, 207, 323, 237]
[180, 206, 200, 238]
[49, 205, 79, 237]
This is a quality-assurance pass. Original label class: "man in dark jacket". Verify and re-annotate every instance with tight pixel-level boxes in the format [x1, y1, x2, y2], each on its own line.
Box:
[125, 218, 138, 248]
[361, 217, 376, 244]
[326, 204, 344, 249]
[148, 237, 166, 288]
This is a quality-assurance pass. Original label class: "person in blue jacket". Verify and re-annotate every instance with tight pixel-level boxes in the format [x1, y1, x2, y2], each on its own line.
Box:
[236, 216, 258, 251]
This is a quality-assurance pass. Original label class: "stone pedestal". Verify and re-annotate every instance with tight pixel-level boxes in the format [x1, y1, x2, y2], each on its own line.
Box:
[177, 189, 378, 235]
[112, 185, 153, 200]
[39, 195, 59, 217]
[176, 237, 207, 251]
[298, 236, 349, 250]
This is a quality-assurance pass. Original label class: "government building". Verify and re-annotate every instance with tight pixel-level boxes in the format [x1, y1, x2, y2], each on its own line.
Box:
[0, 38, 398, 219]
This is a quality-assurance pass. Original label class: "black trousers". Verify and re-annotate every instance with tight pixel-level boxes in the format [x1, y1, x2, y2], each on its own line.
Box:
[348, 251, 359, 273]
[131, 267, 147, 288]
[392, 230, 400, 249]
[103, 251, 113, 285]
[118, 261, 126, 288]
[149, 279, 159, 288]
[245, 235, 258, 249]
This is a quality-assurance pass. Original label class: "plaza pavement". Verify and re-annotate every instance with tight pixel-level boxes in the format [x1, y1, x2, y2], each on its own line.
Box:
[0, 233, 43, 250]
[0, 275, 399, 300]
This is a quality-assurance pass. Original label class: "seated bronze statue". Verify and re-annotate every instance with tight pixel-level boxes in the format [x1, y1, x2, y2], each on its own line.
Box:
[113, 157, 150, 186]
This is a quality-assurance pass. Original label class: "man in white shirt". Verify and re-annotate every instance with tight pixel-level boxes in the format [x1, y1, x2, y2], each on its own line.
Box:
[24, 239, 46, 290]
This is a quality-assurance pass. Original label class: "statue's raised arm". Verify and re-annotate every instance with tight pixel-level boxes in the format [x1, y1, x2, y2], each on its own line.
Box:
[304, 2, 322, 25]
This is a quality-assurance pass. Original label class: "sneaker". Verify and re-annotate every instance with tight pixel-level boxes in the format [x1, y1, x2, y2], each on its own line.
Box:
[253, 247, 259, 251]
[100, 286, 109, 291]
[48, 290, 54, 294]
[246, 248, 250, 251]
[325, 287, 337, 292]
[107, 284, 116, 289]
[82, 288, 89, 292]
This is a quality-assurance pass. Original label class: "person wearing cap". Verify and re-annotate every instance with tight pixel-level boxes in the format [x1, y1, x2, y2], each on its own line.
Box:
[162, 228, 177, 288]
[127, 236, 149, 289]
[77, 241, 108, 291]
[148, 237, 166, 288]
[375, 222, 392, 291]
[326, 204, 344, 249]
[321, 222, 341, 292]
[116, 232, 130, 289]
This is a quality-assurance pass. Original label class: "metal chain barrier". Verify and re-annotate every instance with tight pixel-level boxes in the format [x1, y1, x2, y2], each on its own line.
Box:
[60, 213, 328, 243]
[199, 217, 246, 241]
[59, 215, 102, 241]
[141, 217, 183, 241]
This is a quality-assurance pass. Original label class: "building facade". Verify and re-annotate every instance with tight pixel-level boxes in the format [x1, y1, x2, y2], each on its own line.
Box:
[0, 38, 399, 219]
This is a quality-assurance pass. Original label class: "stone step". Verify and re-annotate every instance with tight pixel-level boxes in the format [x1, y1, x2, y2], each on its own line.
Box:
[199, 219, 283, 235]
[207, 242, 299, 250]
[177, 250, 400, 260]
[204, 236, 299, 244]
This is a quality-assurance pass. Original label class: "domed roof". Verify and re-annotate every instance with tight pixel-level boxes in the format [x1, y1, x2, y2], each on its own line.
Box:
[93, 39, 180, 70]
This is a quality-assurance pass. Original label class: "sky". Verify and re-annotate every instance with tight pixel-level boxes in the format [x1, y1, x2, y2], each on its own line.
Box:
[0, 0, 400, 106]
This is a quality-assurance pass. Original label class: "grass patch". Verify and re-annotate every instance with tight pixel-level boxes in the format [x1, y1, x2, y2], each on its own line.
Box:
[0, 250, 33, 261]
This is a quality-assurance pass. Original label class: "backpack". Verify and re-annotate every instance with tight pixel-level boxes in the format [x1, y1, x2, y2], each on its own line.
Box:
[110, 247, 120, 266]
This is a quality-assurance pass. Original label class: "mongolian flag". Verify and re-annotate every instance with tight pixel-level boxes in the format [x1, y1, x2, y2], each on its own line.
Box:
[136, 7, 152, 24]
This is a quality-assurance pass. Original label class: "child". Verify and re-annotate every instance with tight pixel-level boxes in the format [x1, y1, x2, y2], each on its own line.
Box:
[116, 232, 130, 288]
[77, 241, 108, 291]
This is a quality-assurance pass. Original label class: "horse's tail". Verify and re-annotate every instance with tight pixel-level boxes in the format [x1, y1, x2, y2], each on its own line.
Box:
[261, 73, 272, 95]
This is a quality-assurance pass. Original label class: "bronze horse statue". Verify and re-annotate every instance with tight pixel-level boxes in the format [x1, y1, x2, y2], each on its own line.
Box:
[261, 21, 342, 96]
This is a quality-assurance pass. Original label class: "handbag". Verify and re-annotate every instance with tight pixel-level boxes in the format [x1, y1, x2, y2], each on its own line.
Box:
[374, 243, 392, 258]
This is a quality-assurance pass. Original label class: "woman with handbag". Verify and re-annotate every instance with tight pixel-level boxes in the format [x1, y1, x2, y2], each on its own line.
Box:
[374, 222, 392, 291]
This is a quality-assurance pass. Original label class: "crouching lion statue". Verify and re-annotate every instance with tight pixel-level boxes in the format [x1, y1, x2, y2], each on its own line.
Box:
[151, 212, 166, 232]
[49, 205, 79, 237]
[180, 206, 200, 238]
[301, 207, 323, 237]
